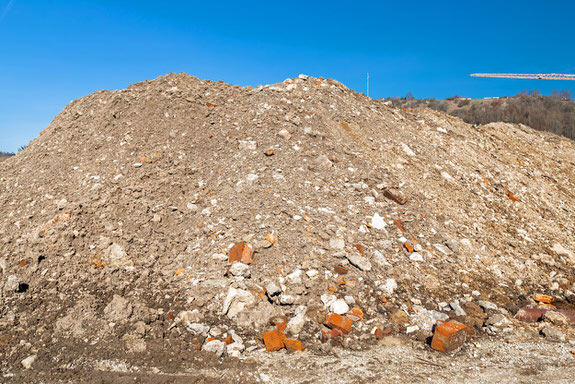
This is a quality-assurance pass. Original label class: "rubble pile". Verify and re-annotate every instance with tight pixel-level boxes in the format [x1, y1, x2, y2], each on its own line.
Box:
[0, 73, 575, 377]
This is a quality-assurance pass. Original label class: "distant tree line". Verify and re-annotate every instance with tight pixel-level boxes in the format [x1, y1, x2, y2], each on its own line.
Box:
[389, 90, 575, 140]
[0, 151, 14, 158]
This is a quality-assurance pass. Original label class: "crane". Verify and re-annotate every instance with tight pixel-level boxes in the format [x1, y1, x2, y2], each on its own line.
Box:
[470, 73, 575, 80]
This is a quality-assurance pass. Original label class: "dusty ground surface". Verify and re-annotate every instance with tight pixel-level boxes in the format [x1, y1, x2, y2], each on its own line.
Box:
[1, 73, 575, 382]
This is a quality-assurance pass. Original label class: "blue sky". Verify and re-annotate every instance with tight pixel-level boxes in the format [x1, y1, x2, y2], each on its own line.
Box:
[1, 0, 574, 152]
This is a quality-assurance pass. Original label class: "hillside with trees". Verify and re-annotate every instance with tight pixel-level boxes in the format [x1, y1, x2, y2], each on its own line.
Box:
[389, 90, 575, 140]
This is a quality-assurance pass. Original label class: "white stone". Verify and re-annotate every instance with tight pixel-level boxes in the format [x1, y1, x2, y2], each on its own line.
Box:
[279, 294, 295, 305]
[265, 282, 281, 296]
[371, 213, 386, 230]
[306, 269, 319, 279]
[21, 355, 36, 369]
[406, 325, 419, 334]
[401, 143, 416, 157]
[286, 307, 307, 334]
[329, 238, 345, 250]
[344, 296, 355, 305]
[381, 279, 397, 296]
[330, 299, 349, 315]
[409, 253, 424, 262]
[346, 253, 372, 271]
[229, 262, 251, 277]
[221, 287, 254, 318]
[286, 269, 303, 284]
[202, 339, 226, 357]
[321, 294, 337, 307]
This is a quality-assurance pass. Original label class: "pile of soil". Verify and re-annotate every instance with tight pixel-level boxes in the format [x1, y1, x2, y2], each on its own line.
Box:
[1, 73, 574, 382]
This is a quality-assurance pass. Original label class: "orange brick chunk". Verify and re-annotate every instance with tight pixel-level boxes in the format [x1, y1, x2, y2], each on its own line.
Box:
[324, 313, 353, 334]
[431, 320, 471, 353]
[229, 242, 253, 264]
[262, 329, 286, 352]
[284, 339, 304, 351]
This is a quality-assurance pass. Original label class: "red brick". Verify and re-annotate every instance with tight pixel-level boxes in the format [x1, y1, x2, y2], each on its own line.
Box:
[269, 315, 287, 332]
[404, 242, 414, 253]
[325, 313, 353, 334]
[284, 339, 304, 351]
[228, 242, 253, 264]
[383, 188, 408, 205]
[262, 329, 286, 352]
[334, 265, 349, 275]
[431, 320, 471, 353]
[348, 307, 364, 321]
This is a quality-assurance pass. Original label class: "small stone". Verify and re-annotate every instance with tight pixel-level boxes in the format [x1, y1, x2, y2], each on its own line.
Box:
[278, 129, 292, 140]
[186, 203, 198, 212]
[229, 262, 251, 278]
[330, 299, 349, 315]
[344, 296, 355, 305]
[321, 294, 337, 307]
[306, 269, 319, 279]
[286, 269, 303, 284]
[541, 326, 566, 341]
[329, 238, 345, 250]
[542, 311, 571, 327]
[370, 213, 386, 230]
[346, 253, 372, 271]
[485, 314, 510, 328]
[406, 325, 419, 334]
[477, 301, 498, 311]
[21, 355, 36, 369]
[450, 300, 467, 317]
[445, 239, 459, 253]
[381, 279, 398, 296]
[286, 308, 307, 335]
[265, 282, 281, 297]
[202, 339, 226, 357]
[280, 294, 295, 305]
[409, 253, 424, 262]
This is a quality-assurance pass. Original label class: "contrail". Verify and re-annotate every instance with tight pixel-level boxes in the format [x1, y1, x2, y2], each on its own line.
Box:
[0, 0, 14, 23]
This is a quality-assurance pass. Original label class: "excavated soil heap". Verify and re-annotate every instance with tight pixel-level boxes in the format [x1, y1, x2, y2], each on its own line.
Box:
[1, 73, 575, 379]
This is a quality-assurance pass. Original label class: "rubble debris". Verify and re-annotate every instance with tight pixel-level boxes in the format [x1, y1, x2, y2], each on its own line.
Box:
[383, 188, 408, 205]
[1, 72, 575, 375]
[515, 308, 575, 323]
[430, 320, 471, 353]
[263, 329, 287, 352]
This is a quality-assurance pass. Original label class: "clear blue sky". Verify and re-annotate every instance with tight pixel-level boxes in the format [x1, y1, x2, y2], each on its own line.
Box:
[1, 0, 574, 152]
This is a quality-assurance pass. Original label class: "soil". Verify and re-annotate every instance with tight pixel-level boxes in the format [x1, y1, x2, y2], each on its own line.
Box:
[1, 73, 575, 382]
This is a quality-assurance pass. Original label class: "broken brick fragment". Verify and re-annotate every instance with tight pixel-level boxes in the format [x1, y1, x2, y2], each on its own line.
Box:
[228, 242, 253, 264]
[383, 188, 408, 205]
[334, 265, 349, 275]
[515, 308, 575, 323]
[205, 102, 216, 108]
[507, 191, 521, 202]
[269, 315, 288, 331]
[284, 339, 304, 351]
[349, 307, 364, 320]
[404, 242, 414, 253]
[224, 335, 233, 345]
[354, 244, 365, 256]
[430, 320, 471, 353]
[264, 149, 275, 156]
[325, 313, 353, 334]
[263, 329, 286, 352]
[374, 327, 390, 340]
[534, 293, 554, 304]
[393, 219, 406, 233]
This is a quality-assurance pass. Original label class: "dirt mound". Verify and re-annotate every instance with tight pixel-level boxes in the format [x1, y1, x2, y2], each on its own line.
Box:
[1, 73, 575, 381]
